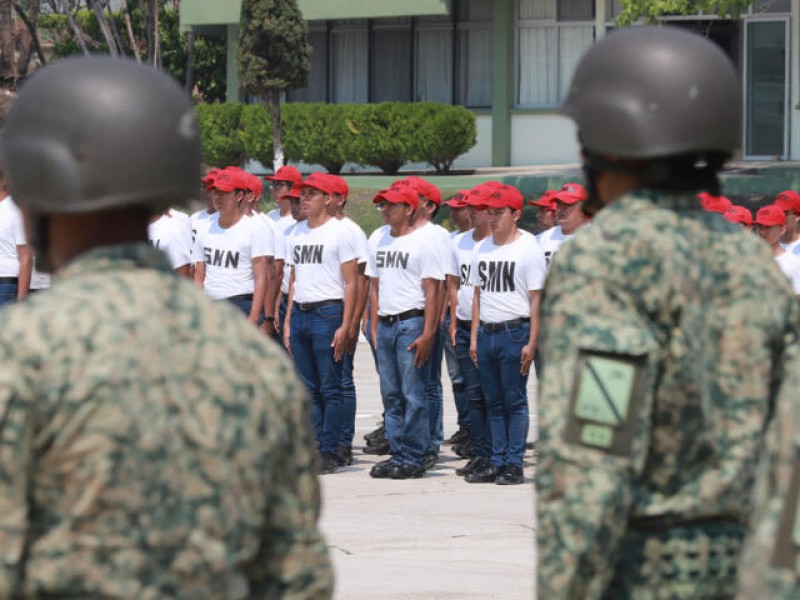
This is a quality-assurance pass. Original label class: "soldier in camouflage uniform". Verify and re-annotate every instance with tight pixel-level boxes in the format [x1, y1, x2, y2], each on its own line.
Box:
[536, 26, 800, 599]
[0, 57, 333, 598]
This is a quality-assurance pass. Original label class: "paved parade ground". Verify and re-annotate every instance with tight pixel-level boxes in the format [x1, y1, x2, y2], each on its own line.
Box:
[318, 341, 538, 599]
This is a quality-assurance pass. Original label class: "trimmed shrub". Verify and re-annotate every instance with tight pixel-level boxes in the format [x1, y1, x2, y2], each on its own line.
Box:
[412, 102, 477, 174]
[194, 101, 477, 174]
[195, 103, 246, 167]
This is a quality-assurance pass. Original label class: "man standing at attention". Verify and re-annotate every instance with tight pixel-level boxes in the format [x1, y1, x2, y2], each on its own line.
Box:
[0, 56, 332, 597]
[0, 170, 31, 304]
[537, 27, 799, 598]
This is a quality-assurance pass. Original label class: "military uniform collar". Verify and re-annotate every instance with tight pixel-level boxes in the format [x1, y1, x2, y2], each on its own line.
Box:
[57, 242, 172, 280]
[612, 189, 704, 212]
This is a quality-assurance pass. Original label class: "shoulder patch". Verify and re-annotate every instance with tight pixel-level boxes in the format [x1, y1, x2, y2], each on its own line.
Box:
[564, 349, 647, 456]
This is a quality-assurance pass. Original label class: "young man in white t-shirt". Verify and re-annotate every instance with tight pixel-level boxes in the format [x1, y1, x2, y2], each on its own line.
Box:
[441, 191, 473, 452]
[537, 183, 589, 270]
[273, 187, 304, 346]
[366, 187, 444, 479]
[773, 189, 800, 254]
[284, 172, 358, 475]
[447, 185, 494, 478]
[324, 174, 369, 466]
[529, 190, 556, 235]
[395, 176, 453, 468]
[192, 168, 269, 324]
[754, 204, 800, 295]
[0, 175, 31, 305]
[468, 184, 546, 484]
[264, 165, 302, 225]
[148, 209, 193, 278]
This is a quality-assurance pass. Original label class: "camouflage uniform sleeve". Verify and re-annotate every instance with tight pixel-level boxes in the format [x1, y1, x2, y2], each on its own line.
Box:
[737, 341, 800, 599]
[536, 259, 660, 599]
[246, 358, 334, 599]
[0, 350, 33, 598]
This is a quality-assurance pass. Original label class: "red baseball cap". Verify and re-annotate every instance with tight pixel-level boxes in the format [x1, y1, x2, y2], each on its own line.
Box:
[445, 190, 470, 208]
[529, 189, 557, 209]
[754, 205, 786, 227]
[461, 186, 492, 208]
[246, 173, 263, 196]
[265, 165, 303, 188]
[723, 205, 753, 226]
[327, 174, 349, 198]
[299, 172, 338, 196]
[774, 190, 800, 214]
[405, 176, 442, 205]
[552, 183, 587, 205]
[373, 187, 419, 211]
[202, 168, 221, 190]
[210, 168, 249, 193]
[481, 184, 524, 211]
[280, 188, 301, 201]
[697, 192, 733, 213]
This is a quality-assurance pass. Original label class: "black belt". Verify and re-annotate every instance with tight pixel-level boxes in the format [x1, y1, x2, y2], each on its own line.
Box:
[457, 319, 472, 330]
[629, 514, 744, 533]
[0, 277, 18, 285]
[225, 293, 253, 303]
[294, 298, 342, 311]
[481, 317, 527, 332]
[379, 308, 424, 324]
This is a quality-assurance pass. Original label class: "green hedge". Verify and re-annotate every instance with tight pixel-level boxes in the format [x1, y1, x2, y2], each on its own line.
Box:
[195, 101, 477, 174]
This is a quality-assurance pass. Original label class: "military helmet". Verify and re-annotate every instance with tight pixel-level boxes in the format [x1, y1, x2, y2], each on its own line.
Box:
[0, 56, 201, 214]
[560, 26, 741, 160]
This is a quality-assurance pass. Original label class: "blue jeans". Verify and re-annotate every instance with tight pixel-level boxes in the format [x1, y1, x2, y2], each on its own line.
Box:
[340, 347, 356, 447]
[290, 303, 345, 455]
[476, 323, 530, 468]
[225, 294, 252, 317]
[376, 315, 431, 468]
[455, 324, 491, 458]
[444, 315, 469, 431]
[0, 281, 16, 306]
[426, 324, 444, 454]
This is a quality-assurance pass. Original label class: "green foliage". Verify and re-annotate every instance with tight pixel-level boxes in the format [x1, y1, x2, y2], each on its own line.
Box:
[238, 0, 311, 97]
[195, 103, 246, 167]
[194, 101, 478, 174]
[38, 7, 226, 103]
[616, 0, 754, 25]
[411, 103, 478, 174]
[240, 104, 274, 167]
[282, 103, 359, 174]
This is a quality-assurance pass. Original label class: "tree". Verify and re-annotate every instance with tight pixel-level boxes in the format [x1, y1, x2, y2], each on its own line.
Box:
[237, 0, 311, 171]
[617, 0, 754, 25]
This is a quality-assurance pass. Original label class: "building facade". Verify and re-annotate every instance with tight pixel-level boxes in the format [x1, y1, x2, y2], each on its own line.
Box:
[180, 0, 799, 169]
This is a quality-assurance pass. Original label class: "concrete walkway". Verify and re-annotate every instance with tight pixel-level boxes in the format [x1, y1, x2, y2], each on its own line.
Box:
[318, 341, 537, 599]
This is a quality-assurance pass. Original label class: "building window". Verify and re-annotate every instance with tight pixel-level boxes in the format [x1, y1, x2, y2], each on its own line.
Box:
[371, 18, 413, 102]
[330, 20, 368, 103]
[457, 0, 492, 108]
[415, 15, 454, 103]
[287, 26, 328, 102]
[517, 0, 594, 107]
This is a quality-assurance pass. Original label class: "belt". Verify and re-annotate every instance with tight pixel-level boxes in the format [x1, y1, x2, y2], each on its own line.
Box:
[481, 317, 527, 332]
[294, 298, 342, 311]
[225, 293, 253, 303]
[0, 277, 18, 285]
[457, 319, 472, 330]
[379, 308, 425, 324]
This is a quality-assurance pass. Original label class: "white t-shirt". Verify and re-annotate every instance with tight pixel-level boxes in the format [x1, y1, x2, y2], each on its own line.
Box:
[0, 196, 26, 277]
[243, 213, 281, 261]
[193, 214, 269, 300]
[536, 225, 572, 270]
[451, 229, 487, 322]
[30, 256, 50, 290]
[469, 230, 546, 323]
[784, 238, 800, 256]
[367, 225, 446, 316]
[418, 221, 457, 278]
[190, 209, 216, 243]
[338, 216, 369, 266]
[775, 251, 800, 294]
[257, 213, 286, 261]
[286, 218, 358, 303]
[149, 211, 193, 270]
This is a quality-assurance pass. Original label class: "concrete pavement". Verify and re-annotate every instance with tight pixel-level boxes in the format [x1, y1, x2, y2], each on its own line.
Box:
[318, 341, 537, 599]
